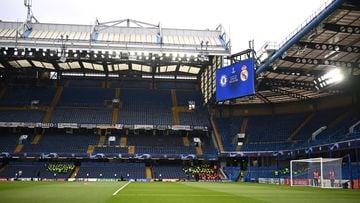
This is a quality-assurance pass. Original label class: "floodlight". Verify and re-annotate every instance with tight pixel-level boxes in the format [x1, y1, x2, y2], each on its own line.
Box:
[59, 55, 66, 63]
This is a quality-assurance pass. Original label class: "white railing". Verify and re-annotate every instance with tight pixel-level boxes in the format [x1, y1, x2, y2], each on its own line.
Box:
[257, 0, 335, 62]
[278, 0, 335, 48]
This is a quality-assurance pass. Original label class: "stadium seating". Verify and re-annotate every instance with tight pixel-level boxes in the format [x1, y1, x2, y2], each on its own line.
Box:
[293, 108, 346, 142]
[312, 111, 360, 145]
[119, 89, 172, 125]
[176, 90, 203, 106]
[240, 142, 292, 152]
[242, 162, 360, 181]
[67, 79, 102, 87]
[215, 107, 358, 152]
[126, 133, 195, 156]
[0, 161, 74, 179]
[50, 107, 112, 124]
[244, 166, 288, 181]
[58, 87, 114, 107]
[215, 116, 242, 151]
[111, 80, 150, 89]
[179, 110, 209, 127]
[21, 132, 98, 156]
[188, 133, 218, 157]
[223, 166, 241, 181]
[152, 165, 188, 179]
[0, 86, 55, 106]
[0, 80, 209, 128]
[246, 113, 308, 143]
[155, 81, 196, 90]
[0, 110, 44, 123]
[0, 133, 20, 153]
[76, 162, 146, 179]
[93, 146, 128, 156]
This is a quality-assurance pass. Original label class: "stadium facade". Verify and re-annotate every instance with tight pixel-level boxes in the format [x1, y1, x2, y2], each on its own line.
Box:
[0, 0, 359, 186]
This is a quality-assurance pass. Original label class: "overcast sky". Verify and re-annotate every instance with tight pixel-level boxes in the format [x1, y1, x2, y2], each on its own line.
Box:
[0, 0, 329, 53]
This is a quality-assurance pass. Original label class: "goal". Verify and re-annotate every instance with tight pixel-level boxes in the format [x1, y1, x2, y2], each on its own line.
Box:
[290, 157, 343, 188]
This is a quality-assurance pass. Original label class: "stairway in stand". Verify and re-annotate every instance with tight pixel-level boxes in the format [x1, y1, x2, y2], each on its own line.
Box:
[146, 166, 152, 179]
[128, 146, 135, 154]
[210, 113, 224, 152]
[31, 133, 43, 144]
[182, 136, 190, 147]
[195, 145, 203, 155]
[98, 133, 106, 146]
[13, 144, 24, 154]
[70, 166, 80, 178]
[87, 145, 95, 154]
[120, 136, 127, 147]
[288, 113, 315, 142]
[43, 86, 63, 123]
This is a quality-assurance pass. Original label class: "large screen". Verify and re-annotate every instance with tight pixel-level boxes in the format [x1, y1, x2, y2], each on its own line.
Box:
[216, 58, 255, 101]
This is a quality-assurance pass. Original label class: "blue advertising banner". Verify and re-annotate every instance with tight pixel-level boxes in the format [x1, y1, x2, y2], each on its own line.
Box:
[216, 58, 255, 101]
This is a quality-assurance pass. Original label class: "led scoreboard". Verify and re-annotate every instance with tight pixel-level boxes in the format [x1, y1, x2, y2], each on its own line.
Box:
[216, 58, 255, 101]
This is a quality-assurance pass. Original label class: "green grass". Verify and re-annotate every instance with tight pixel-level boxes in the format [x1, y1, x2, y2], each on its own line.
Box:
[0, 181, 359, 203]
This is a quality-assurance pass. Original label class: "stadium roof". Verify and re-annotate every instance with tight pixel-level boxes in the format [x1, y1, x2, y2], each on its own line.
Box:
[0, 16, 230, 78]
[222, 0, 359, 105]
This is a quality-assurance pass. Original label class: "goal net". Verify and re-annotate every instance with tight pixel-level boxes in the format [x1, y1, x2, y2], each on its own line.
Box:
[290, 157, 342, 188]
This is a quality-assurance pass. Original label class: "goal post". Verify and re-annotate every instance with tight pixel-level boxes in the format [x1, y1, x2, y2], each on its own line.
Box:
[290, 157, 343, 188]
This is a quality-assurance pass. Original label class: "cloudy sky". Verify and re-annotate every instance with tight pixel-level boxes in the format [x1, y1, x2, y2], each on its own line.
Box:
[0, 0, 329, 53]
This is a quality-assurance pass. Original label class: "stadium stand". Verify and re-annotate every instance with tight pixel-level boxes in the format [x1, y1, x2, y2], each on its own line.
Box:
[76, 162, 146, 179]
[155, 81, 197, 90]
[0, 86, 55, 106]
[21, 131, 98, 157]
[215, 106, 360, 152]
[111, 80, 151, 89]
[126, 132, 195, 156]
[152, 165, 188, 179]
[0, 133, 20, 154]
[0, 0, 359, 185]
[58, 87, 114, 107]
[223, 166, 241, 181]
[119, 89, 173, 125]
[67, 79, 102, 87]
[291, 108, 347, 142]
[0, 161, 74, 179]
[50, 107, 112, 124]
[215, 116, 242, 151]
[244, 166, 289, 181]
[0, 109, 45, 123]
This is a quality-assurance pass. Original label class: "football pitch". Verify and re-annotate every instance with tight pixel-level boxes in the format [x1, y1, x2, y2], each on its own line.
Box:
[0, 181, 359, 203]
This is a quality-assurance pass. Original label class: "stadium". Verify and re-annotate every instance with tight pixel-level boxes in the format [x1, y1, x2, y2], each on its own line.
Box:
[0, 0, 359, 202]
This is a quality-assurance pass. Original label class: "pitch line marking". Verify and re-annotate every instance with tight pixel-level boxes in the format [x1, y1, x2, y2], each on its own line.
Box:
[112, 181, 131, 196]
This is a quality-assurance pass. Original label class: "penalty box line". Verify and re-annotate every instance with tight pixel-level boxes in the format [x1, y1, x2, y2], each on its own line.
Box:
[112, 181, 132, 196]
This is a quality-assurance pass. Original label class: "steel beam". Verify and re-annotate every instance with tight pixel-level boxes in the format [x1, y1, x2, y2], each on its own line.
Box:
[260, 78, 316, 91]
[271, 87, 309, 100]
[297, 41, 360, 53]
[269, 66, 324, 77]
[281, 56, 358, 68]
[323, 23, 360, 34]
